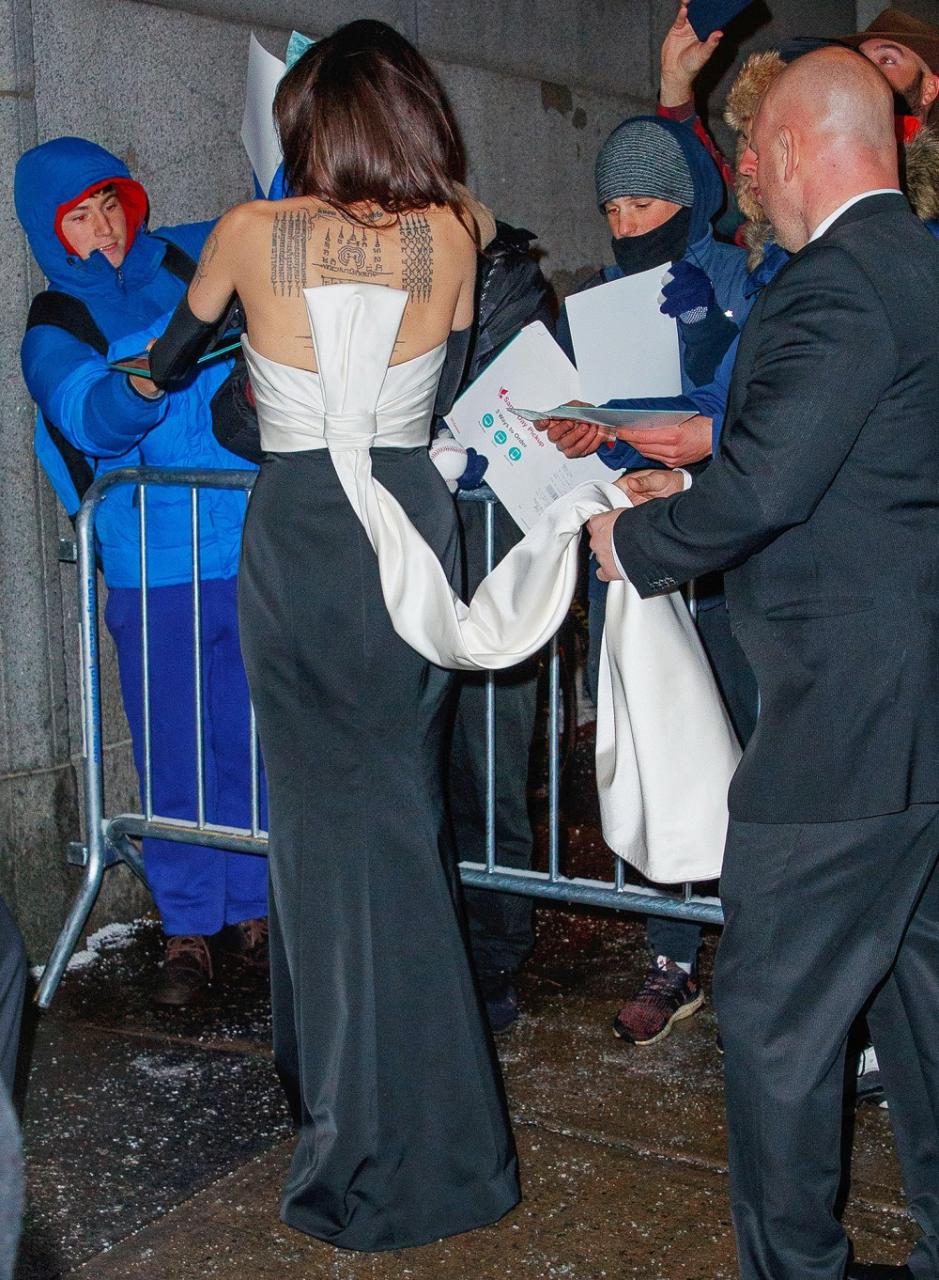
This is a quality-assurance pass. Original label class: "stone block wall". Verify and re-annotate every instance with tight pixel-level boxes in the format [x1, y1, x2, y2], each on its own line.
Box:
[0, 0, 878, 953]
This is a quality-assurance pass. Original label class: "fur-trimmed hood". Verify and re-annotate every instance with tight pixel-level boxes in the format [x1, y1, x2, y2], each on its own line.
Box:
[904, 124, 939, 222]
[724, 50, 785, 135]
[722, 50, 939, 266]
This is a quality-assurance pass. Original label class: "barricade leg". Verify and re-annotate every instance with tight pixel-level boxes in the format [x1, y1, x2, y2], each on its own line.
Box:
[35, 836, 105, 1009]
[36, 484, 110, 1009]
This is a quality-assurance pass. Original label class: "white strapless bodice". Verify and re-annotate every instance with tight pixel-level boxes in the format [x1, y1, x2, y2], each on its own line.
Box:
[241, 283, 446, 453]
[243, 281, 740, 884]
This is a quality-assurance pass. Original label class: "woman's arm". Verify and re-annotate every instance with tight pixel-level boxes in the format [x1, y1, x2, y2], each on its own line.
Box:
[149, 209, 241, 389]
[432, 242, 477, 415]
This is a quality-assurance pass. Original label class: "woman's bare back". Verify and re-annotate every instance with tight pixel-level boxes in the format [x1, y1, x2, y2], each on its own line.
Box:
[188, 196, 477, 373]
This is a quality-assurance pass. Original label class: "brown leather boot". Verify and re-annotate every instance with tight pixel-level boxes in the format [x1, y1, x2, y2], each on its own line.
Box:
[152, 934, 213, 1007]
[231, 917, 269, 972]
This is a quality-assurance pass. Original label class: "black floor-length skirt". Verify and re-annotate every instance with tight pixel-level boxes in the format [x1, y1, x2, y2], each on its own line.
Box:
[238, 447, 520, 1251]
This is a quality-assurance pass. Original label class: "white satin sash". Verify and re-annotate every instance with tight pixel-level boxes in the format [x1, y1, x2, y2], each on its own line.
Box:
[242, 283, 741, 883]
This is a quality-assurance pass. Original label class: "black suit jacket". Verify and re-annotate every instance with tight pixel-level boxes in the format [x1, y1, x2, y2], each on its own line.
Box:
[613, 194, 939, 823]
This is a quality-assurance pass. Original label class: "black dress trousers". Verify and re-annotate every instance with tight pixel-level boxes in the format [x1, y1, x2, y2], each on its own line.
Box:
[714, 805, 939, 1279]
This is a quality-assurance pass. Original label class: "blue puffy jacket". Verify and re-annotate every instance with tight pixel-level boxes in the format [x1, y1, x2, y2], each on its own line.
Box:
[16, 137, 255, 588]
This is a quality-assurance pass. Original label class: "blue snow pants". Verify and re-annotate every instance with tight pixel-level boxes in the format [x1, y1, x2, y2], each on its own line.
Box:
[105, 576, 268, 936]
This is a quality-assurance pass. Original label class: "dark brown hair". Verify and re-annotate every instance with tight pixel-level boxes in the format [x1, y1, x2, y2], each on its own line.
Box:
[274, 20, 467, 226]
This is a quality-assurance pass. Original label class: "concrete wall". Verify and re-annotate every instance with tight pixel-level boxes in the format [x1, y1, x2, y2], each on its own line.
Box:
[0, 0, 891, 955]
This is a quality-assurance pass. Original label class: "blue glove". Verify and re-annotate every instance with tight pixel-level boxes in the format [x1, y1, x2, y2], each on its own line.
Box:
[457, 447, 489, 491]
[659, 261, 716, 325]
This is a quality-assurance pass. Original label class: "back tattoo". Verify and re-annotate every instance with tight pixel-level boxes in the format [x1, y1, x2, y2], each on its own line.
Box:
[269, 205, 435, 300]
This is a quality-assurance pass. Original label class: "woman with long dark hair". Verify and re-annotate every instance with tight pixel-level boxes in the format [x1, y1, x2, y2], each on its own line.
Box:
[147, 19, 519, 1251]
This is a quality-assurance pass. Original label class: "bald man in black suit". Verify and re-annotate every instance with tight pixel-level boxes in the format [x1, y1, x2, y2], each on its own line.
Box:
[588, 47, 939, 1280]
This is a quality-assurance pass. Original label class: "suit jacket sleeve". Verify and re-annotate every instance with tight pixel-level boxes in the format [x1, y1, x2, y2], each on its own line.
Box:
[612, 243, 898, 596]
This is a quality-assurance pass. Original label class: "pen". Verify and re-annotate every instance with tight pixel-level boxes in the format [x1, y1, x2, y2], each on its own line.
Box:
[108, 337, 243, 378]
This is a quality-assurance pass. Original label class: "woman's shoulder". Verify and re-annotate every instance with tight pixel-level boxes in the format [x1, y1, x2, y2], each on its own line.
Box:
[215, 196, 320, 238]
[422, 202, 478, 265]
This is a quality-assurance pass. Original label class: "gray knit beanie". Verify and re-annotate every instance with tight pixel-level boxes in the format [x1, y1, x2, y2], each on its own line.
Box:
[595, 119, 695, 210]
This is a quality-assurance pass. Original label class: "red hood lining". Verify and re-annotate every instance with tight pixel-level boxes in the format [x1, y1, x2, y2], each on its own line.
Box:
[54, 177, 149, 258]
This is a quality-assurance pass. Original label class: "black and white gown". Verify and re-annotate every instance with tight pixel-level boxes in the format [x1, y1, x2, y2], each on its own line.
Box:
[239, 280, 739, 1250]
[239, 284, 520, 1250]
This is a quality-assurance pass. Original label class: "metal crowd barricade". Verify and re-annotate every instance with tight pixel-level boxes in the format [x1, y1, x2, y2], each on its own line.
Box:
[36, 467, 722, 1009]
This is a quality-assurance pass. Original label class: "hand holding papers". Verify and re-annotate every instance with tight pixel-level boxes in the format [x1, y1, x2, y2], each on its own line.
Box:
[517, 404, 697, 435]
[109, 340, 160, 398]
[445, 323, 616, 530]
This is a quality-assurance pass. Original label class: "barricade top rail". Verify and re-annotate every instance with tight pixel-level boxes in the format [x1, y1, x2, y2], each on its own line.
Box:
[83, 466, 501, 502]
[36, 465, 723, 1010]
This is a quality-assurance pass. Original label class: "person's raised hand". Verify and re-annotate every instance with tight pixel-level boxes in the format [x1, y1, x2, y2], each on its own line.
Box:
[660, 2, 723, 108]
[615, 414, 712, 467]
[659, 262, 716, 321]
[617, 468, 686, 505]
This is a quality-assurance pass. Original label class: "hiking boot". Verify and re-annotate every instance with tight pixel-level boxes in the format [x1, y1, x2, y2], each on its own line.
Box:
[479, 971, 520, 1035]
[612, 955, 704, 1046]
[232, 916, 269, 972]
[152, 934, 213, 1007]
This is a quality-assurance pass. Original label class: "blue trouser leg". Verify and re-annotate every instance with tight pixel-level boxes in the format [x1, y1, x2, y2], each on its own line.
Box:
[646, 914, 701, 967]
[105, 577, 268, 936]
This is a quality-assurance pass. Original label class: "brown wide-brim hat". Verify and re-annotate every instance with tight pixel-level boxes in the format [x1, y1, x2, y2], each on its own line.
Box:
[838, 7, 939, 76]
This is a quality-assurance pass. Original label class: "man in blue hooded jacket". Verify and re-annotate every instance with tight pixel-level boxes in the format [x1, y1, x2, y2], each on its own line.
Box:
[15, 137, 267, 1005]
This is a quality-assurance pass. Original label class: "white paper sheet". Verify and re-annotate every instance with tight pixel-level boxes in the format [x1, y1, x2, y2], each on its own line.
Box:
[445, 322, 617, 531]
[565, 267, 683, 403]
[241, 34, 286, 198]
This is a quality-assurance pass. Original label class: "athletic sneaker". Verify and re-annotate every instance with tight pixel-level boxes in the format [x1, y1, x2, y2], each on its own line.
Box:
[612, 955, 704, 1046]
[856, 1043, 888, 1109]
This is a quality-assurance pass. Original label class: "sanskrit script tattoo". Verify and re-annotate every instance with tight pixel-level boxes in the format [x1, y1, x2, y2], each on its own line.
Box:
[271, 210, 312, 296]
[193, 230, 219, 286]
[400, 213, 433, 303]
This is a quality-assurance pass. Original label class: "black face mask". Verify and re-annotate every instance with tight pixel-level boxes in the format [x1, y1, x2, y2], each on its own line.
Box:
[611, 205, 692, 276]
